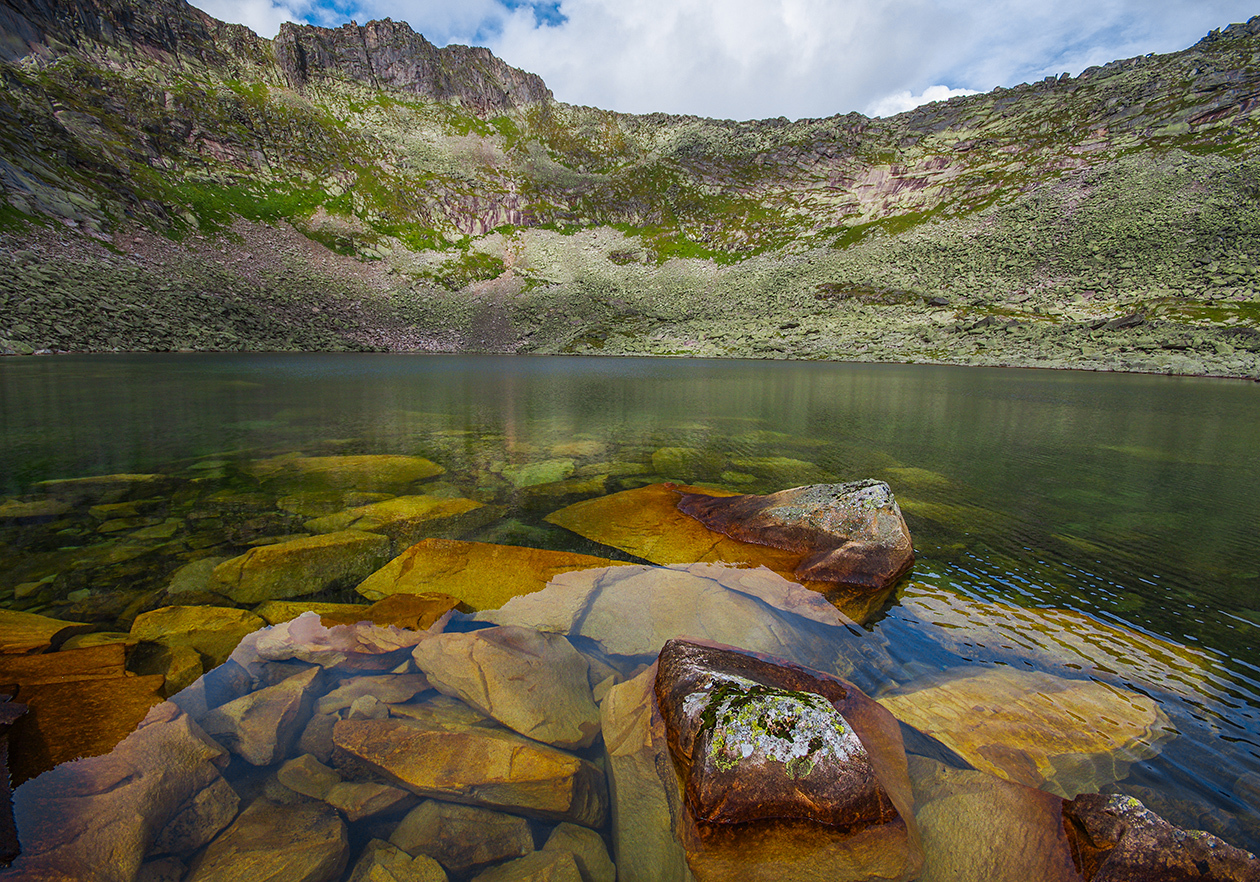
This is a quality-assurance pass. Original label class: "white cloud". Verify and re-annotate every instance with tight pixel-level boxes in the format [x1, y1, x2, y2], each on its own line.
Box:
[866, 85, 981, 118]
[189, 0, 1260, 119]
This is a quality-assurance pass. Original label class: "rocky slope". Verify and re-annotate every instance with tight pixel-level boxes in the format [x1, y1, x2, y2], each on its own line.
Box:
[0, 0, 1258, 377]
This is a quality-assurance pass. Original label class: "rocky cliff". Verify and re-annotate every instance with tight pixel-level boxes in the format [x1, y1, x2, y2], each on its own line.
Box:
[0, 0, 1258, 378]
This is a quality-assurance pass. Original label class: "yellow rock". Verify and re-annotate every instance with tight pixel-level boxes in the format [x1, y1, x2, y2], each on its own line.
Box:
[356, 538, 626, 611]
[0, 608, 93, 654]
[246, 454, 445, 491]
[211, 530, 393, 604]
[544, 483, 894, 624]
[130, 606, 266, 667]
[254, 600, 372, 626]
[878, 667, 1173, 798]
[304, 494, 488, 548]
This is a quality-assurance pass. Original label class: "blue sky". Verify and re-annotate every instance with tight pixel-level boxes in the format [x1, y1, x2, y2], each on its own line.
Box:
[190, 0, 1260, 119]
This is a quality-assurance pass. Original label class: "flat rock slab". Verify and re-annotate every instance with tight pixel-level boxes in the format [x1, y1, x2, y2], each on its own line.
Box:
[356, 538, 625, 611]
[412, 626, 600, 749]
[304, 494, 489, 547]
[907, 755, 1082, 882]
[675, 480, 914, 590]
[130, 605, 266, 668]
[545, 484, 897, 623]
[316, 673, 432, 715]
[185, 798, 348, 882]
[212, 529, 393, 603]
[878, 667, 1172, 798]
[471, 851, 583, 882]
[325, 781, 415, 823]
[478, 562, 891, 679]
[0, 608, 93, 654]
[200, 665, 321, 766]
[390, 800, 533, 873]
[246, 454, 444, 491]
[0, 499, 72, 521]
[655, 639, 897, 830]
[332, 718, 607, 828]
[0, 642, 127, 684]
[255, 600, 373, 625]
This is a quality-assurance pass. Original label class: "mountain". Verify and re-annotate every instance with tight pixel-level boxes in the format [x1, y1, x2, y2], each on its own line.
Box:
[0, 0, 1258, 377]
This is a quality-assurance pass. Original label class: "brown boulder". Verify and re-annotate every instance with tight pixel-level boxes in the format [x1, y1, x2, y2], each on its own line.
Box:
[674, 480, 914, 590]
[332, 718, 607, 828]
[654, 639, 896, 831]
[211, 530, 393, 604]
[389, 799, 533, 873]
[1063, 792, 1260, 881]
[0, 609, 92, 654]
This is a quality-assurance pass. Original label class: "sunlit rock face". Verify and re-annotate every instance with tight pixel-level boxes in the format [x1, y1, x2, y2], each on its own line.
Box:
[655, 639, 897, 830]
[674, 480, 915, 590]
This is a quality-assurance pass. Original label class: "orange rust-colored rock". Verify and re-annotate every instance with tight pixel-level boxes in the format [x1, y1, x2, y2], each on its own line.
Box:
[356, 538, 626, 611]
[545, 484, 903, 623]
[674, 480, 914, 591]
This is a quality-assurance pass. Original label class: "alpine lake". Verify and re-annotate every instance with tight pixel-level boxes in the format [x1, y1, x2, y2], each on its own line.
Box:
[0, 352, 1257, 881]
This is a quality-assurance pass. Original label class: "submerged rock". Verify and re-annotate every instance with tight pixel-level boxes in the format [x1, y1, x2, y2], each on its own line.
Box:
[184, 798, 348, 882]
[304, 495, 490, 549]
[470, 851, 583, 882]
[477, 562, 892, 681]
[348, 839, 448, 882]
[331, 718, 607, 828]
[5, 703, 227, 882]
[211, 530, 393, 603]
[151, 775, 241, 857]
[541, 823, 616, 882]
[878, 667, 1172, 798]
[674, 480, 914, 590]
[389, 800, 533, 873]
[199, 665, 321, 766]
[907, 755, 1082, 882]
[129, 605, 266, 668]
[246, 455, 444, 491]
[0, 609, 92, 654]
[411, 626, 601, 749]
[356, 538, 623, 611]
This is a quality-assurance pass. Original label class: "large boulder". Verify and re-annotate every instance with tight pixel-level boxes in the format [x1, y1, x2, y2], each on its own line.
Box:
[211, 530, 393, 603]
[654, 639, 897, 830]
[129, 605, 266, 668]
[877, 667, 1171, 797]
[411, 626, 601, 749]
[0, 609, 92, 654]
[331, 718, 607, 828]
[545, 483, 908, 623]
[602, 642, 921, 882]
[673, 480, 914, 590]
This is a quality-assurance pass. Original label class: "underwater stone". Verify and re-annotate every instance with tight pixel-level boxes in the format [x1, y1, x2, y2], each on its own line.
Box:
[389, 799, 533, 873]
[246, 455, 444, 492]
[411, 626, 601, 749]
[303, 494, 488, 550]
[184, 797, 348, 882]
[0, 608, 93, 654]
[199, 665, 321, 766]
[470, 850, 584, 882]
[151, 774, 241, 857]
[654, 639, 897, 830]
[211, 529, 393, 604]
[674, 479, 915, 590]
[331, 718, 608, 828]
[324, 781, 416, 823]
[347, 839, 448, 882]
[130, 605, 266, 668]
[542, 823, 616, 882]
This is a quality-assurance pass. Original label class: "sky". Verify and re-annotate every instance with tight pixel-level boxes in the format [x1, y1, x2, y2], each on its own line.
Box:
[190, 0, 1260, 120]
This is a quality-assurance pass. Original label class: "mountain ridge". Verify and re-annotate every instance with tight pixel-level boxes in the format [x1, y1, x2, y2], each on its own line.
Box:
[0, 0, 1258, 378]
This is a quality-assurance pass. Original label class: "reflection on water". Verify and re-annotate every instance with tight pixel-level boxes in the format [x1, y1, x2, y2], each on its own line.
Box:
[0, 353, 1258, 874]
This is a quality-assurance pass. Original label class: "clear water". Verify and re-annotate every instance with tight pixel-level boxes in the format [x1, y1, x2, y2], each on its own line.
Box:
[1, 353, 1258, 855]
